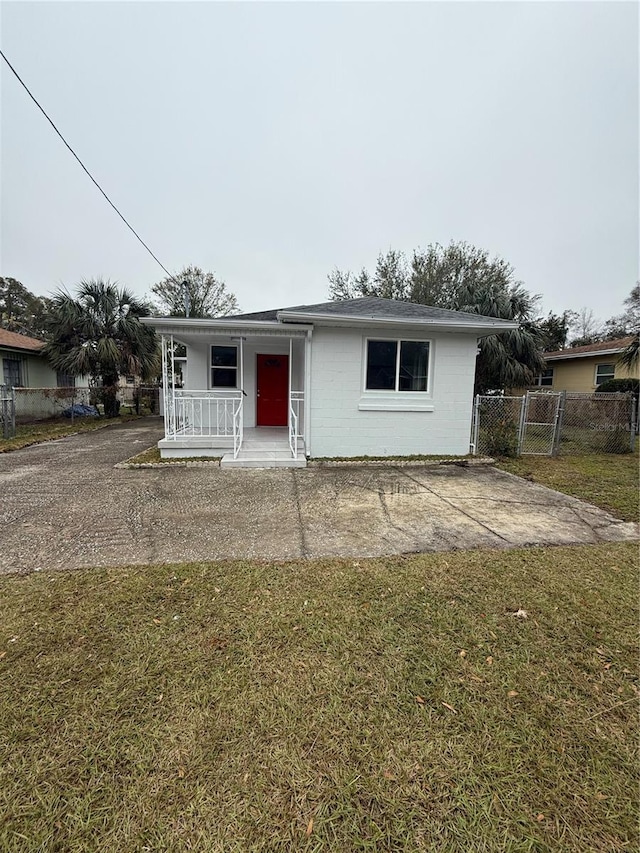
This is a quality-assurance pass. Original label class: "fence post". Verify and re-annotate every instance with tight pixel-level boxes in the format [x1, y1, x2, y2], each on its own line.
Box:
[552, 391, 566, 457]
[516, 394, 527, 456]
[631, 395, 637, 452]
[471, 394, 480, 455]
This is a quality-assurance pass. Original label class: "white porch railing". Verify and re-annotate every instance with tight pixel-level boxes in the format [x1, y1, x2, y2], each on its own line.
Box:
[289, 391, 304, 459]
[165, 389, 244, 443]
[233, 396, 243, 459]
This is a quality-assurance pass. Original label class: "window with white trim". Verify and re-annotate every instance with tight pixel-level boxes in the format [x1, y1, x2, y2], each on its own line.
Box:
[365, 339, 430, 392]
[211, 345, 238, 388]
[533, 368, 554, 387]
[3, 357, 23, 388]
[595, 363, 615, 386]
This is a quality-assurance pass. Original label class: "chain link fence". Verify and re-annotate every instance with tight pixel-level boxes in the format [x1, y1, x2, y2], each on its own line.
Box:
[559, 392, 637, 454]
[472, 391, 636, 457]
[0, 384, 161, 438]
[1, 385, 16, 439]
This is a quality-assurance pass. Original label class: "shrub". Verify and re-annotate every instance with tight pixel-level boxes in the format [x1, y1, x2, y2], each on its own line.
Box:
[596, 378, 639, 399]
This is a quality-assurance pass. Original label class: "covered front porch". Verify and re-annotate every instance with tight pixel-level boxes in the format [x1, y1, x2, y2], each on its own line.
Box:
[157, 319, 311, 467]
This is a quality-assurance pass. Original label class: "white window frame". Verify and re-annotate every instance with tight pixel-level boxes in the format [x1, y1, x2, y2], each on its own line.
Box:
[595, 363, 615, 386]
[3, 357, 23, 388]
[533, 368, 554, 387]
[210, 344, 239, 390]
[363, 337, 432, 394]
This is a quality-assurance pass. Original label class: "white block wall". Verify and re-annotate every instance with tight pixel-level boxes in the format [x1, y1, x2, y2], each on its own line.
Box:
[308, 326, 478, 457]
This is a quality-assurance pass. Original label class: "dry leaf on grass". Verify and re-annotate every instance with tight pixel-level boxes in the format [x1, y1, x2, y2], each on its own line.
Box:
[507, 690, 519, 698]
[459, 650, 467, 658]
[177, 766, 185, 778]
[415, 696, 425, 705]
[306, 817, 314, 836]
[441, 702, 458, 714]
[486, 656, 493, 665]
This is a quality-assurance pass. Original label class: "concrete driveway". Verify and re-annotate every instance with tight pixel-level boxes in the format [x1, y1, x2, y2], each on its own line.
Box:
[0, 418, 636, 574]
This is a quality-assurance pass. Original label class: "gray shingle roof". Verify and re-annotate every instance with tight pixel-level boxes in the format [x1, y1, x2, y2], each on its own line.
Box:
[224, 297, 513, 326]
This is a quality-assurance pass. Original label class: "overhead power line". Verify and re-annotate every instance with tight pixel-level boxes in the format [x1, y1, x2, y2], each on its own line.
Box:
[0, 49, 179, 284]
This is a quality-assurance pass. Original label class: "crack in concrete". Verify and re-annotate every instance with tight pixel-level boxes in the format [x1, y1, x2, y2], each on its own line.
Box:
[377, 490, 422, 548]
[395, 467, 511, 544]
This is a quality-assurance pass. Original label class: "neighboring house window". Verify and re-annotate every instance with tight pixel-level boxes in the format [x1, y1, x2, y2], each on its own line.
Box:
[211, 345, 238, 388]
[125, 375, 135, 385]
[366, 339, 430, 392]
[595, 363, 615, 386]
[3, 357, 23, 387]
[533, 369, 554, 387]
[56, 371, 75, 388]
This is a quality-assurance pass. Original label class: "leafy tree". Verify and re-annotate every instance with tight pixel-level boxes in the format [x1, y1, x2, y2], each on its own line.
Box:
[150, 265, 239, 318]
[0, 276, 52, 339]
[43, 279, 158, 418]
[603, 283, 640, 340]
[328, 241, 545, 393]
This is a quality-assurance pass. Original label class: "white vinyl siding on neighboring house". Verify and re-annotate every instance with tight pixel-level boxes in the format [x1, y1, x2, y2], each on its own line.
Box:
[56, 371, 75, 387]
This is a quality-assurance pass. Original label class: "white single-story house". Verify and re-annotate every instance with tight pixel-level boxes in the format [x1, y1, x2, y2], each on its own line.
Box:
[141, 297, 518, 467]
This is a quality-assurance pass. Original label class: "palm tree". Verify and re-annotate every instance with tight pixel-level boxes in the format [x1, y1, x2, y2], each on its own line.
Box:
[453, 281, 546, 394]
[619, 336, 639, 370]
[43, 279, 158, 417]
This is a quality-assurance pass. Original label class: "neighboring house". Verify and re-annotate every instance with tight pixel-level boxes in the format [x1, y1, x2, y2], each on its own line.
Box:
[530, 337, 639, 393]
[0, 328, 57, 388]
[142, 297, 518, 467]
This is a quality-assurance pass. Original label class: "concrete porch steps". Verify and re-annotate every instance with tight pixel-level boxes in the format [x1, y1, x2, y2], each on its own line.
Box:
[220, 427, 306, 468]
[221, 450, 306, 468]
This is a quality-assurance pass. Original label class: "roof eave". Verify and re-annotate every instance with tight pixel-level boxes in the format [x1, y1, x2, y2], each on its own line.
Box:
[544, 347, 624, 361]
[140, 317, 313, 334]
[277, 310, 519, 333]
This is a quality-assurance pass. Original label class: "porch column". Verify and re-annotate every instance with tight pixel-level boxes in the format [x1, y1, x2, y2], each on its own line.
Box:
[304, 329, 312, 456]
[288, 338, 293, 427]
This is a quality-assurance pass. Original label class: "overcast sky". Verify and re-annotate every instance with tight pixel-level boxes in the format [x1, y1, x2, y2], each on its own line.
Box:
[1, 1, 638, 321]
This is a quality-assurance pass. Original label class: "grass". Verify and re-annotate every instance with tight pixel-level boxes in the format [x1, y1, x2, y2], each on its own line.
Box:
[1, 543, 638, 852]
[123, 446, 221, 465]
[0, 415, 148, 453]
[496, 445, 639, 522]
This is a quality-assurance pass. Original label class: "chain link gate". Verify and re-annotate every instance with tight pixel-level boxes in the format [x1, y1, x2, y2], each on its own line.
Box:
[471, 390, 635, 457]
[517, 392, 563, 455]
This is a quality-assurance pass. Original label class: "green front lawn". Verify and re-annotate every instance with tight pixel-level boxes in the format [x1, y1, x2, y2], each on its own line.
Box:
[496, 446, 639, 522]
[1, 544, 638, 852]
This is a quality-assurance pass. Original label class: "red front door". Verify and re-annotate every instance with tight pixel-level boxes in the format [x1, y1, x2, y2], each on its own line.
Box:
[256, 354, 289, 426]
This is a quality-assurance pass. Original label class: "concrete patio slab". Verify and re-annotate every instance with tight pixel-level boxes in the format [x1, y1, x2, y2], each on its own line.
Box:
[0, 418, 636, 574]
